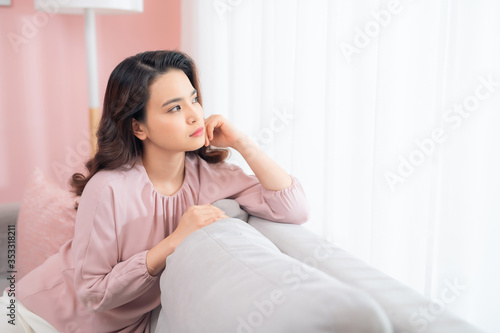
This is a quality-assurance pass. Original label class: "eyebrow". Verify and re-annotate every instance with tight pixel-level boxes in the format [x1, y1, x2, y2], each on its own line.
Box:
[161, 89, 197, 108]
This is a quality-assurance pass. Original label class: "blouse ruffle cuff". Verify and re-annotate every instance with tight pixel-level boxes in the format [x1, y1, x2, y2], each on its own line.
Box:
[260, 175, 309, 224]
[138, 250, 162, 282]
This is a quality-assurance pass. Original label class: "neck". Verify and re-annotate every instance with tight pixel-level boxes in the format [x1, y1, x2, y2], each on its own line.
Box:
[141, 148, 186, 192]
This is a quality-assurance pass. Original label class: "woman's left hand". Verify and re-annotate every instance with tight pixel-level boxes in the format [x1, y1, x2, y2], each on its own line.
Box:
[204, 114, 246, 149]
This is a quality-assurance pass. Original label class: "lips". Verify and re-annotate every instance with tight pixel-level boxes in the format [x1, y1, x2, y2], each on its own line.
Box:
[190, 126, 204, 137]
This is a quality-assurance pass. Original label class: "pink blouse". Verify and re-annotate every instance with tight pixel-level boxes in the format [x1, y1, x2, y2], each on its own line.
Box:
[16, 153, 309, 332]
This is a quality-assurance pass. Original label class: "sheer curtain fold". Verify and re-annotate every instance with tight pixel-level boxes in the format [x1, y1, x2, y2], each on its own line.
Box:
[181, 0, 500, 330]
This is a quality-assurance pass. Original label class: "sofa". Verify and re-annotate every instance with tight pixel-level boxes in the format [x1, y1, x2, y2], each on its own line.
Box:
[0, 200, 482, 333]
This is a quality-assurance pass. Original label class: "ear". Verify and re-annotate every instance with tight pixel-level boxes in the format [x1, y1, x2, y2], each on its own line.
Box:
[132, 118, 147, 141]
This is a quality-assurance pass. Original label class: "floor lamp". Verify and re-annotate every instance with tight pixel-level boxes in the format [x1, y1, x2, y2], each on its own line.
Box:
[34, 0, 144, 156]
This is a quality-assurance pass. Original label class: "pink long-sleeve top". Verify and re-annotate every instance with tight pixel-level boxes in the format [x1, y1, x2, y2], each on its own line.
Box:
[16, 153, 309, 332]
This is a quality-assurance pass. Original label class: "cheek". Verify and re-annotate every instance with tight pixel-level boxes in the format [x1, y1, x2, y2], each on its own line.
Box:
[149, 117, 181, 136]
[196, 104, 204, 115]
[164, 120, 185, 134]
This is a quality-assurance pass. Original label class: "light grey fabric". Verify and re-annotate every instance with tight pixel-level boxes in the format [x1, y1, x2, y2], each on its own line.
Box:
[248, 216, 483, 333]
[211, 198, 249, 222]
[149, 304, 161, 333]
[149, 198, 249, 331]
[155, 217, 392, 333]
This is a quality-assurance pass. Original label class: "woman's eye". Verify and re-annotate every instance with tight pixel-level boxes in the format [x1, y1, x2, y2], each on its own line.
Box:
[193, 96, 199, 103]
[168, 105, 181, 113]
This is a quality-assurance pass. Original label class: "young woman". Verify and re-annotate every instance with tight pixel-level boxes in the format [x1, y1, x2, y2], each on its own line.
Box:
[4, 50, 309, 332]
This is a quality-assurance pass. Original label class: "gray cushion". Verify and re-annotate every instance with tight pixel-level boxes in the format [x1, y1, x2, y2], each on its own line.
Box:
[154, 216, 392, 333]
[248, 216, 483, 333]
[211, 198, 249, 222]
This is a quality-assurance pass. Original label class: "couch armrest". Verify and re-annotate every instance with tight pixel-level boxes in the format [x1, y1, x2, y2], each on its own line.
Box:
[248, 216, 482, 333]
[0, 202, 20, 291]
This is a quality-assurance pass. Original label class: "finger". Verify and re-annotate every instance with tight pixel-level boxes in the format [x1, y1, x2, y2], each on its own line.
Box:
[207, 208, 226, 218]
[209, 120, 217, 141]
[194, 205, 219, 213]
[201, 204, 220, 209]
[206, 216, 223, 225]
[211, 208, 228, 219]
[213, 214, 229, 222]
[205, 121, 213, 141]
[204, 214, 226, 225]
[210, 206, 226, 215]
[200, 204, 225, 214]
[206, 117, 222, 141]
[196, 205, 226, 216]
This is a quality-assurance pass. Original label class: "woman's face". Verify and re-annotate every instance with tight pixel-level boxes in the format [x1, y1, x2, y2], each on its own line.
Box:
[134, 69, 206, 154]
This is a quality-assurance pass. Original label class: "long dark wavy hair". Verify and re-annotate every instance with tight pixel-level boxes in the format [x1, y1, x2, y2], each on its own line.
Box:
[71, 50, 229, 197]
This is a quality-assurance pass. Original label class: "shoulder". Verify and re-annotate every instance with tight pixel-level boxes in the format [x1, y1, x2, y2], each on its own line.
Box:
[82, 163, 144, 199]
[77, 163, 148, 218]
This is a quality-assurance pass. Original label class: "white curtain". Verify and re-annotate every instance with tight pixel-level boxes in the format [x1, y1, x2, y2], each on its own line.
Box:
[181, 0, 500, 331]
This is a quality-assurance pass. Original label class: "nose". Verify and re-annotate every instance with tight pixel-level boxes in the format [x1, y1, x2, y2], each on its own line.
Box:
[186, 103, 202, 124]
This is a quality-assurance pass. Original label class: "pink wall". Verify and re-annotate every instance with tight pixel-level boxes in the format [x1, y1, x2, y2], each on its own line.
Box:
[0, 0, 181, 203]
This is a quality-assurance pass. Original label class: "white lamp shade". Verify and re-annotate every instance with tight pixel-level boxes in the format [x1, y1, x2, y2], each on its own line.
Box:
[34, 0, 143, 15]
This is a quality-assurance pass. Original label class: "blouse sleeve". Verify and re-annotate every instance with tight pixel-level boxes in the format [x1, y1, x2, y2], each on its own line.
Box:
[72, 176, 159, 313]
[198, 161, 309, 224]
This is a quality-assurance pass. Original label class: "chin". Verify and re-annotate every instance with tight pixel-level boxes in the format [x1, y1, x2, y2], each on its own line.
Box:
[186, 141, 205, 152]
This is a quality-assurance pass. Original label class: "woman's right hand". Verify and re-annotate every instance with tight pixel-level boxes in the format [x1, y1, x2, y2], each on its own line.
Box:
[146, 204, 228, 276]
[170, 204, 229, 247]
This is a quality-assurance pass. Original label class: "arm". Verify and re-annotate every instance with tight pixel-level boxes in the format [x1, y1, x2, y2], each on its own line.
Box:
[73, 178, 159, 313]
[231, 134, 292, 191]
[145, 205, 228, 276]
[202, 115, 309, 223]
